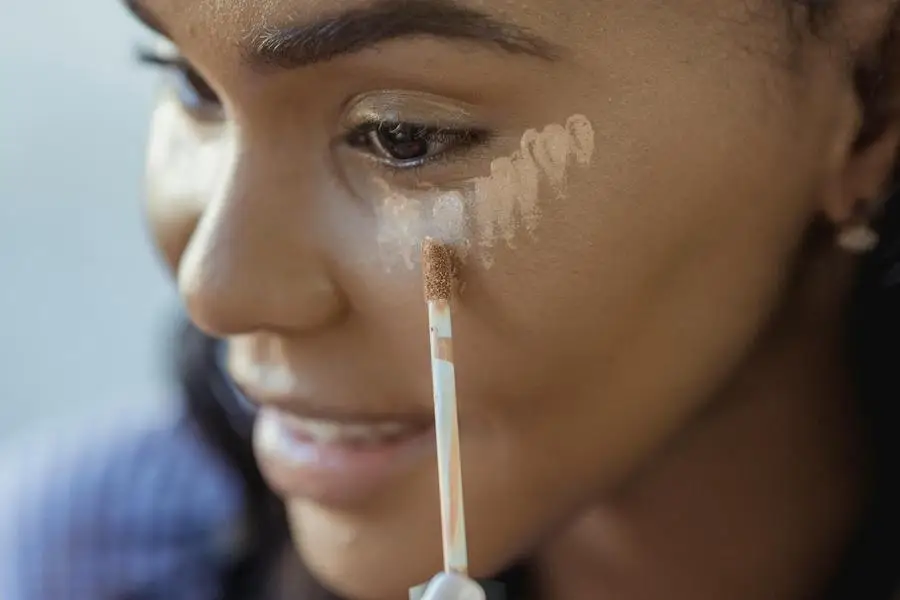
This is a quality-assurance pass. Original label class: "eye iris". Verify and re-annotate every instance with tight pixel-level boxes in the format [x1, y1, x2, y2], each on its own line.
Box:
[376, 123, 429, 161]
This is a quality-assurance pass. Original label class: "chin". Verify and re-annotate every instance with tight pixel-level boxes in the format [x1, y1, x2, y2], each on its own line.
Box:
[285, 494, 533, 600]
[287, 499, 446, 600]
[279, 453, 553, 600]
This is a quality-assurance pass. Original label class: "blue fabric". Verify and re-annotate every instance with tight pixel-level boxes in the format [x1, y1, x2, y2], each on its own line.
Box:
[0, 411, 247, 600]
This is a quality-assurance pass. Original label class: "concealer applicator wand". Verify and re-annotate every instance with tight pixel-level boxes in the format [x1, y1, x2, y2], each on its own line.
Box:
[409, 239, 506, 600]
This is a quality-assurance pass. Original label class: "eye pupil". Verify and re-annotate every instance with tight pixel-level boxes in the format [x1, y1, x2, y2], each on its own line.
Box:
[376, 122, 429, 161]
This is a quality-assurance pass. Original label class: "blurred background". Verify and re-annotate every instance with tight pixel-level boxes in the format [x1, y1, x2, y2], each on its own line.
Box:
[0, 1, 176, 441]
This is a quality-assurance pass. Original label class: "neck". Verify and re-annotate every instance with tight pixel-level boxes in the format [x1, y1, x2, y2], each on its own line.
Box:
[536, 250, 867, 600]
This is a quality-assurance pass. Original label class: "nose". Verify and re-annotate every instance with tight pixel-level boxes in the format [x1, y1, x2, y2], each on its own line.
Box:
[178, 148, 347, 337]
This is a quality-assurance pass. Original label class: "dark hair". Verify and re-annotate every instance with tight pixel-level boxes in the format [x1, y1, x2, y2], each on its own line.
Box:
[173, 2, 900, 598]
[832, 187, 900, 600]
[828, 0, 900, 594]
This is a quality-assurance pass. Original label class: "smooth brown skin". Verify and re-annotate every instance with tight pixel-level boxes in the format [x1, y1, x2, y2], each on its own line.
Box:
[134, 0, 900, 598]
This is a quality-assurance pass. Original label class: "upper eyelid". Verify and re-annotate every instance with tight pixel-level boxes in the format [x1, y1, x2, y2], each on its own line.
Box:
[135, 43, 194, 72]
[345, 121, 489, 148]
[349, 120, 476, 134]
[340, 90, 482, 131]
[342, 113, 483, 136]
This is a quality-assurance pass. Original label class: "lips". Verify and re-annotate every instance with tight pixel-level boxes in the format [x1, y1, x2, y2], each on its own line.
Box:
[253, 407, 436, 508]
[226, 341, 438, 507]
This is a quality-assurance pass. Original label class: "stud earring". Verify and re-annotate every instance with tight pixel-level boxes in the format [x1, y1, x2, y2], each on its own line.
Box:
[836, 200, 880, 254]
[837, 223, 880, 254]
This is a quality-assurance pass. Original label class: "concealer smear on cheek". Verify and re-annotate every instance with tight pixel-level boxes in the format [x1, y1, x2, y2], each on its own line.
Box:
[374, 181, 469, 270]
[472, 114, 594, 264]
[373, 114, 594, 271]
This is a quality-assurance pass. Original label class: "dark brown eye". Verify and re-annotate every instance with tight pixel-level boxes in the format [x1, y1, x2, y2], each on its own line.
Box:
[373, 122, 431, 161]
[347, 121, 483, 168]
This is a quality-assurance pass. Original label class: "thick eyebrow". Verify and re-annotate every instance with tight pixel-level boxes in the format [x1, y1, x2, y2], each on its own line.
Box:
[245, 0, 561, 69]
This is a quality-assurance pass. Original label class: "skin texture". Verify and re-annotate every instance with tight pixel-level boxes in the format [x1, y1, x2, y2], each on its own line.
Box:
[136, 0, 900, 598]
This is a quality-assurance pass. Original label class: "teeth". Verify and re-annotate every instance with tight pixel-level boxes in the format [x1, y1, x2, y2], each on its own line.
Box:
[375, 422, 408, 436]
[300, 420, 344, 443]
[282, 413, 417, 445]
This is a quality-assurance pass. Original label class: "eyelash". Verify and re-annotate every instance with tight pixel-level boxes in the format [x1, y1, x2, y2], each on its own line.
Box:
[134, 46, 490, 171]
[135, 46, 223, 120]
[343, 120, 489, 171]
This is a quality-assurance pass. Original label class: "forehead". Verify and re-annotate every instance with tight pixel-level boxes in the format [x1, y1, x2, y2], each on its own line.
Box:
[129, 2, 576, 81]
[133, 0, 787, 59]
[140, 0, 559, 44]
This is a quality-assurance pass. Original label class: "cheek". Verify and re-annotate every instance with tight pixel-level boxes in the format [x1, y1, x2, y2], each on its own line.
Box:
[486, 52, 815, 383]
[454, 56, 827, 505]
[144, 92, 235, 273]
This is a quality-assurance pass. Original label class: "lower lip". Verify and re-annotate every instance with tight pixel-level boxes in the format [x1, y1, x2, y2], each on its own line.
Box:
[253, 407, 435, 508]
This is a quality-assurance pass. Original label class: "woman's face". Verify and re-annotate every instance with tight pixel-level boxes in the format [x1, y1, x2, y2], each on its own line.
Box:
[136, 0, 883, 597]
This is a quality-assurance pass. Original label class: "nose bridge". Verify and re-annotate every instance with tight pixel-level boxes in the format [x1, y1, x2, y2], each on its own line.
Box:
[179, 146, 346, 337]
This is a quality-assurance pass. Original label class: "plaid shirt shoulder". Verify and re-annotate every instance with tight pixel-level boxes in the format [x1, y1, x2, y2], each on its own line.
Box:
[0, 410, 248, 600]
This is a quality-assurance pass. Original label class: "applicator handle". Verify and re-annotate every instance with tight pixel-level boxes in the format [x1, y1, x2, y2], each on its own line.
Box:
[409, 577, 506, 600]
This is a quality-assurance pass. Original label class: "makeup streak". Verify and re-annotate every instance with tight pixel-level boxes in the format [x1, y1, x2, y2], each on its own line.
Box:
[375, 190, 425, 270]
[471, 114, 594, 265]
[373, 114, 594, 270]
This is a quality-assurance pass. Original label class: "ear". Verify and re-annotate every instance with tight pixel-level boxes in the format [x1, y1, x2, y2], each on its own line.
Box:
[819, 1, 900, 225]
[822, 125, 900, 225]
